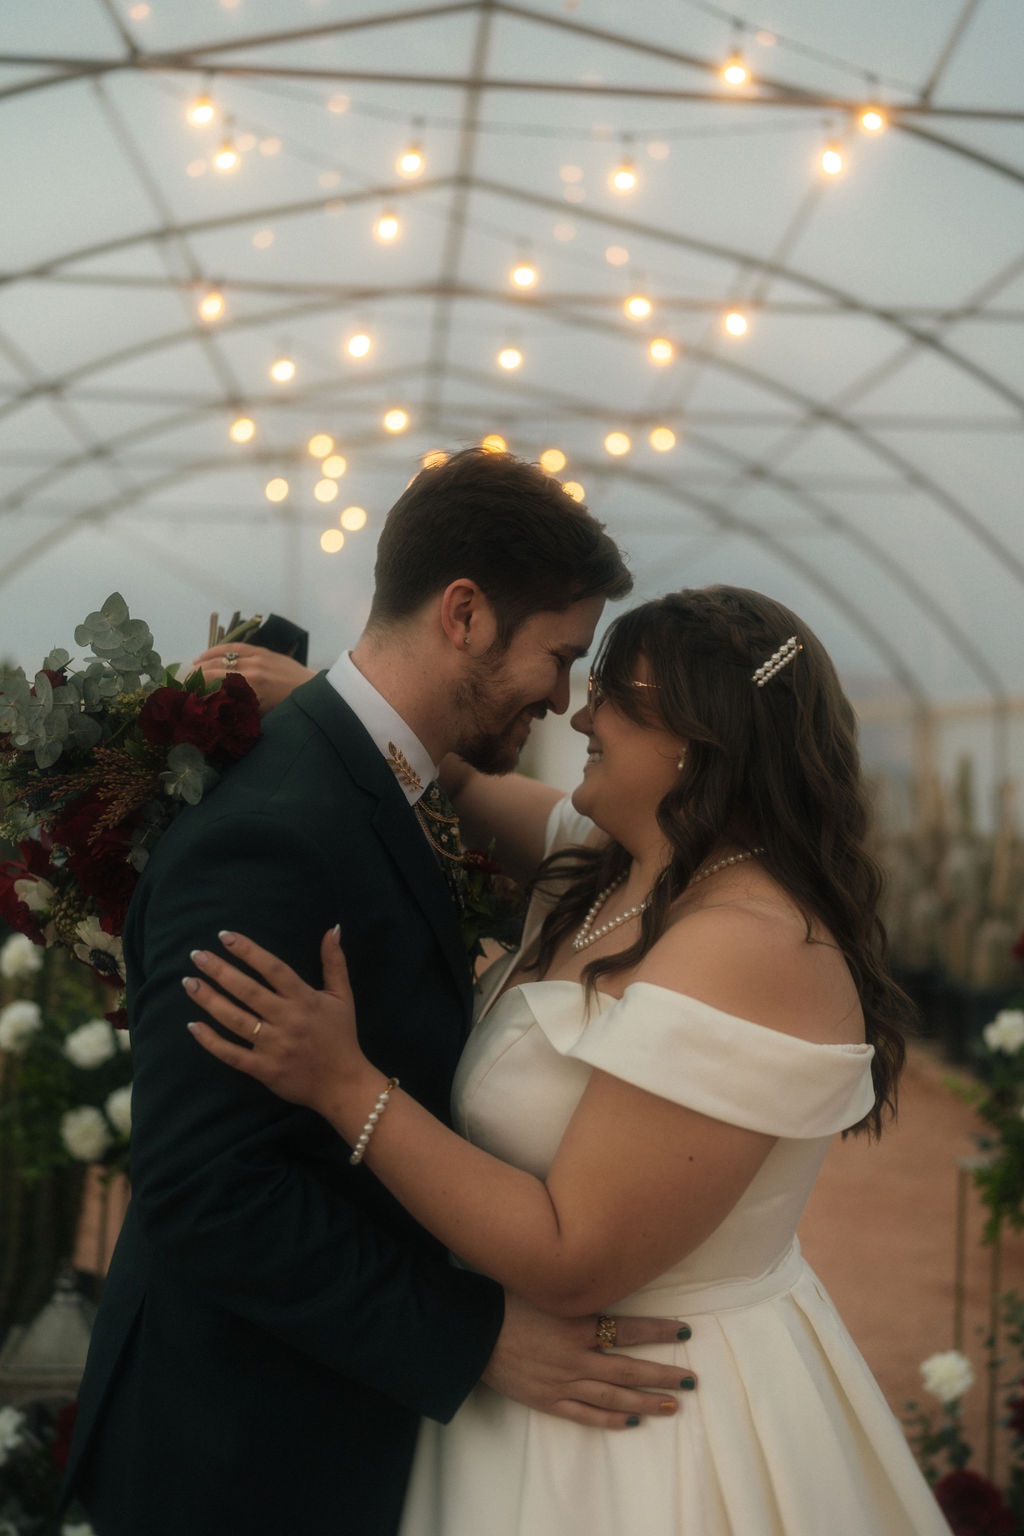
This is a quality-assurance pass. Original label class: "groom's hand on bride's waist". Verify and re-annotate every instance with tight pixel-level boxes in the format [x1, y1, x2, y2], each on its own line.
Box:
[481, 1292, 696, 1429]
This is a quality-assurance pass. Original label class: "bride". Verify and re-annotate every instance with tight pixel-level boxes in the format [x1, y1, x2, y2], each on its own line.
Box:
[187, 586, 951, 1535]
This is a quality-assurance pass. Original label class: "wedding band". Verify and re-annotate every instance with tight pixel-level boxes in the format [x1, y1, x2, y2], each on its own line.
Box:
[251, 1018, 263, 1038]
[224, 650, 239, 669]
[596, 1315, 617, 1350]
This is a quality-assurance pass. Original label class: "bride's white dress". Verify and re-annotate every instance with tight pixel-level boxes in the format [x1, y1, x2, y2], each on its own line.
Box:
[400, 802, 951, 1535]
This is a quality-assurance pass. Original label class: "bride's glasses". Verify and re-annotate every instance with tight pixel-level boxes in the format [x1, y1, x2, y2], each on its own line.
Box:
[586, 673, 660, 717]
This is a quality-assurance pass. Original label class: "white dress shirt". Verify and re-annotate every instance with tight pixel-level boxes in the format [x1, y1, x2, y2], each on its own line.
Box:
[325, 651, 436, 806]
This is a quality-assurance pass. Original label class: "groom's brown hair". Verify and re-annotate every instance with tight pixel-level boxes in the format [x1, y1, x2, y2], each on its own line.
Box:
[368, 447, 631, 645]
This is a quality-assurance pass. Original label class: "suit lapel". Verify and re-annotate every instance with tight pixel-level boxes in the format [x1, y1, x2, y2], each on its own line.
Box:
[292, 675, 473, 1016]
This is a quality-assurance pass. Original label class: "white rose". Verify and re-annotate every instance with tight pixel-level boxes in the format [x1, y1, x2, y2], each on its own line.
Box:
[0, 1403, 25, 1466]
[983, 1009, 1024, 1056]
[14, 874, 55, 913]
[920, 1349, 975, 1404]
[0, 931, 42, 979]
[64, 1019, 118, 1070]
[105, 1084, 132, 1137]
[0, 998, 43, 1054]
[61, 1105, 114, 1164]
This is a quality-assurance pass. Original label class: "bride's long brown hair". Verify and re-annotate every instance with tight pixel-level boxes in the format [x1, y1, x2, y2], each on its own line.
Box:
[524, 586, 911, 1137]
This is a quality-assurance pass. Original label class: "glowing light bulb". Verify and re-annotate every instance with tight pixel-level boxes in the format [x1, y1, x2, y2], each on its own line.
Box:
[821, 145, 844, 176]
[540, 448, 566, 473]
[187, 93, 215, 127]
[625, 295, 652, 320]
[650, 427, 676, 452]
[315, 479, 339, 503]
[649, 337, 674, 364]
[384, 408, 409, 433]
[375, 213, 400, 242]
[397, 145, 424, 178]
[724, 310, 748, 337]
[198, 289, 224, 321]
[481, 435, 507, 454]
[562, 481, 585, 502]
[320, 529, 345, 552]
[498, 347, 523, 371]
[604, 432, 631, 457]
[860, 107, 886, 133]
[610, 159, 637, 193]
[229, 417, 255, 444]
[511, 263, 537, 288]
[308, 434, 333, 458]
[270, 356, 296, 383]
[322, 455, 347, 478]
[722, 52, 749, 86]
[422, 449, 448, 468]
[265, 478, 289, 502]
[346, 332, 372, 359]
[213, 139, 239, 172]
[340, 506, 367, 531]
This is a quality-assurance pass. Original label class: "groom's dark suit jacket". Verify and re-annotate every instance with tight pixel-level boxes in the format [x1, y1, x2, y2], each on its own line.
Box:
[65, 675, 505, 1536]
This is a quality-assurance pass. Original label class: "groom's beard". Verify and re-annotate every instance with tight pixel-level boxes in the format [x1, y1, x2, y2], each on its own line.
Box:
[453, 664, 545, 776]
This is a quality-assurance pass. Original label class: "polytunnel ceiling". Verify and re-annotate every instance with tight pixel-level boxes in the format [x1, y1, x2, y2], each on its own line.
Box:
[0, 0, 1022, 729]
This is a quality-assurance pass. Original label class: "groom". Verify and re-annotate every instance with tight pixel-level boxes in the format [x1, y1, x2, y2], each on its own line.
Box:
[66, 450, 687, 1536]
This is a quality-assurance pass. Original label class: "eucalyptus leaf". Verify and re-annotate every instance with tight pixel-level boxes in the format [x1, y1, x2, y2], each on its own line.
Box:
[33, 672, 54, 711]
[161, 743, 217, 805]
[34, 737, 64, 769]
[44, 647, 71, 670]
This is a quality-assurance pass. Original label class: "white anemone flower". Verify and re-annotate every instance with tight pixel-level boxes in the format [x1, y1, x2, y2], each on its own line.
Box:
[73, 917, 126, 983]
[14, 874, 55, 912]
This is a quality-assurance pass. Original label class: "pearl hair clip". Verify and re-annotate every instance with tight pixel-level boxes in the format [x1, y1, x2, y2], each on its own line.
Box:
[751, 635, 801, 688]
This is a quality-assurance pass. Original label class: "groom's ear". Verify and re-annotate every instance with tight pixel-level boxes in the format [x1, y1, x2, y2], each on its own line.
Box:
[438, 579, 497, 656]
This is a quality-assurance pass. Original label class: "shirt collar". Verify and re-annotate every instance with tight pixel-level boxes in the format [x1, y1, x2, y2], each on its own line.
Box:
[325, 651, 436, 805]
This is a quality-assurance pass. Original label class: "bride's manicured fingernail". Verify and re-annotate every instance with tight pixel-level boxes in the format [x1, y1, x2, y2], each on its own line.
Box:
[182, 976, 199, 996]
[190, 949, 208, 967]
[219, 930, 237, 947]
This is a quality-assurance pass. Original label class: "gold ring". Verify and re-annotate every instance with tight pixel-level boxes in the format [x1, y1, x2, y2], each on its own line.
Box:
[224, 650, 239, 670]
[595, 1314, 617, 1350]
[251, 1018, 263, 1038]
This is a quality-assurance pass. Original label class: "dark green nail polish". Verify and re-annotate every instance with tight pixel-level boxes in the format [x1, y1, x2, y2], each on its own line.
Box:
[676, 1324, 692, 1341]
[680, 1376, 696, 1391]
[625, 1415, 640, 1427]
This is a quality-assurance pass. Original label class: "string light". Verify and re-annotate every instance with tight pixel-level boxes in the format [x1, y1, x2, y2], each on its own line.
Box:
[722, 51, 749, 85]
[187, 91, 215, 127]
[604, 432, 631, 456]
[375, 213, 400, 242]
[859, 106, 886, 132]
[511, 261, 537, 288]
[308, 434, 333, 458]
[481, 435, 506, 453]
[265, 478, 289, 502]
[821, 143, 844, 176]
[346, 331, 372, 359]
[540, 448, 566, 473]
[315, 479, 339, 503]
[498, 347, 523, 370]
[322, 454, 347, 478]
[384, 408, 409, 432]
[213, 131, 240, 172]
[340, 506, 368, 531]
[270, 355, 296, 383]
[625, 295, 652, 320]
[649, 338, 674, 364]
[724, 310, 748, 337]
[397, 121, 425, 178]
[609, 145, 637, 193]
[562, 481, 585, 501]
[229, 417, 255, 443]
[321, 529, 345, 553]
[650, 427, 676, 452]
[198, 289, 224, 322]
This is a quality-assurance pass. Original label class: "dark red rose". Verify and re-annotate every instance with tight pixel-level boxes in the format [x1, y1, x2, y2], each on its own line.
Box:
[0, 839, 54, 943]
[28, 667, 68, 696]
[50, 1400, 78, 1472]
[934, 1469, 1015, 1535]
[105, 1005, 129, 1030]
[464, 847, 502, 876]
[53, 793, 137, 930]
[139, 675, 260, 760]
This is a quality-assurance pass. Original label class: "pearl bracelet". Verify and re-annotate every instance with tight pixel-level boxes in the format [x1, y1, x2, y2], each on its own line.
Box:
[348, 1076, 400, 1166]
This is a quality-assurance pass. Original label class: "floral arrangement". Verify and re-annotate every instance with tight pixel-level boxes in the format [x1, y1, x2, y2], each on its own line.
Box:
[0, 1398, 93, 1535]
[460, 845, 525, 960]
[0, 593, 261, 1009]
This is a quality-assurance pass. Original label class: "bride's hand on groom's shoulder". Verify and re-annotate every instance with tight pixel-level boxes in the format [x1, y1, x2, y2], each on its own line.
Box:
[184, 927, 372, 1119]
[483, 1292, 696, 1430]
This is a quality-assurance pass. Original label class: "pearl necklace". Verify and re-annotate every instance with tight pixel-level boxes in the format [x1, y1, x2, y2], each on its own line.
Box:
[571, 847, 766, 953]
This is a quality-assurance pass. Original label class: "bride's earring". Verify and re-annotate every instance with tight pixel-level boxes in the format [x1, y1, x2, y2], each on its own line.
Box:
[676, 747, 687, 771]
